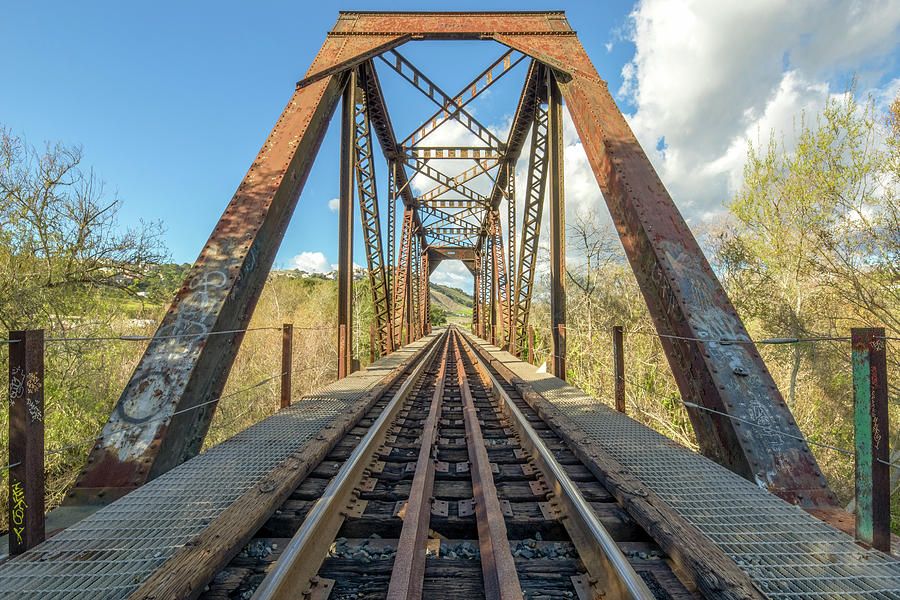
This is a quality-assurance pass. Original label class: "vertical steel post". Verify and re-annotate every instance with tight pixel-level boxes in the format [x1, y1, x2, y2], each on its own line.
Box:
[387, 161, 396, 353]
[528, 325, 534, 365]
[404, 266, 412, 346]
[338, 72, 356, 380]
[473, 259, 480, 335]
[852, 327, 890, 552]
[548, 73, 566, 381]
[507, 168, 516, 348]
[338, 324, 348, 379]
[613, 326, 625, 414]
[491, 241, 498, 346]
[281, 323, 292, 409]
[370, 322, 376, 364]
[8, 329, 45, 554]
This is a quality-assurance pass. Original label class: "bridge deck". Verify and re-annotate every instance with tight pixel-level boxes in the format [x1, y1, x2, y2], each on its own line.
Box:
[463, 331, 900, 599]
[0, 332, 440, 599]
[2, 330, 899, 599]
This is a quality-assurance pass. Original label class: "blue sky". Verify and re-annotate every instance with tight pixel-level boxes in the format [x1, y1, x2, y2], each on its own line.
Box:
[4, 2, 899, 290]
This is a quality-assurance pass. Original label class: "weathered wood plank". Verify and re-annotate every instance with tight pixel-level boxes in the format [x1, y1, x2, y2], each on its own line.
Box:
[128, 337, 439, 600]
[467, 338, 767, 600]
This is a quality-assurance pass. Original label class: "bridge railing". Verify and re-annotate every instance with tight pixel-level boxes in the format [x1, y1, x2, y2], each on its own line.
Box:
[520, 323, 894, 553]
[1, 322, 329, 555]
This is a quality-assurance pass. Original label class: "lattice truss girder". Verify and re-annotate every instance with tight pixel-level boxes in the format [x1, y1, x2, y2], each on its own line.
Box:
[511, 69, 550, 355]
[352, 71, 393, 355]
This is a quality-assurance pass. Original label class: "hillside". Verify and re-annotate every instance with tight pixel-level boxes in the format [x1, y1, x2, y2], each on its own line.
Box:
[430, 283, 472, 324]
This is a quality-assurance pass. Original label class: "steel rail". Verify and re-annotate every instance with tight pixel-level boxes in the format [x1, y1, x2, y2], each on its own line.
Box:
[452, 333, 524, 600]
[252, 331, 446, 600]
[457, 329, 655, 600]
[386, 333, 451, 599]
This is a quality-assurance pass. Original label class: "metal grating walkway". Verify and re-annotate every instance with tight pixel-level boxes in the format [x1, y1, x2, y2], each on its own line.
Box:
[0, 332, 440, 599]
[466, 333, 900, 599]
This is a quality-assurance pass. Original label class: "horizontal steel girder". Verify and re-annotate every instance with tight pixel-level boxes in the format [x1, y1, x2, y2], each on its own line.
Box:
[401, 48, 526, 148]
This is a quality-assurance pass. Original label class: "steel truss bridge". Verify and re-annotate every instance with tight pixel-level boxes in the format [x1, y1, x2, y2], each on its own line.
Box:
[1, 11, 898, 600]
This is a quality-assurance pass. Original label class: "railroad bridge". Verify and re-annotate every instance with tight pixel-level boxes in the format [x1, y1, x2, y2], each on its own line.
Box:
[2, 11, 899, 600]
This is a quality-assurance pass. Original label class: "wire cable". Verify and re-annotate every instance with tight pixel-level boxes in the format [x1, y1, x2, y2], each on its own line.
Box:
[0, 372, 285, 473]
[617, 374, 900, 469]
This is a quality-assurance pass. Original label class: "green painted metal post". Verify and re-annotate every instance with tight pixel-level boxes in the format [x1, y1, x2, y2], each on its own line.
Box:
[852, 327, 890, 553]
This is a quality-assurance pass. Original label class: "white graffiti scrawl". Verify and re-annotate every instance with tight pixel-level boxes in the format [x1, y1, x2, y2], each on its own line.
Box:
[660, 239, 786, 454]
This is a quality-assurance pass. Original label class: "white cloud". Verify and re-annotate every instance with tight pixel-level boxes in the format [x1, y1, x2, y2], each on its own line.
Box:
[619, 0, 900, 221]
[288, 251, 331, 273]
[328, 197, 340, 212]
[430, 260, 473, 289]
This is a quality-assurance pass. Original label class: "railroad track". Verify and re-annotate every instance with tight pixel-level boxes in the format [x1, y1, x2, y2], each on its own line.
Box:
[199, 327, 700, 600]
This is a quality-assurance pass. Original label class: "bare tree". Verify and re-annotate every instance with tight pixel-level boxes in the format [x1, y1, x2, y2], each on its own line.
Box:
[0, 125, 167, 331]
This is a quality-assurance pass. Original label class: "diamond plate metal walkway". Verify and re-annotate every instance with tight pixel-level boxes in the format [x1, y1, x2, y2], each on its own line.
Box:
[0, 332, 440, 600]
[464, 333, 900, 599]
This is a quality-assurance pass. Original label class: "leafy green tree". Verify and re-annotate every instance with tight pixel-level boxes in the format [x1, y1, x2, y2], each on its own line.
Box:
[429, 305, 447, 326]
[717, 85, 899, 369]
[712, 83, 900, 506]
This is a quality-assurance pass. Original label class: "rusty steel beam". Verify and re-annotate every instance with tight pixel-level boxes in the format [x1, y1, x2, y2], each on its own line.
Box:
[380, 49, 504, 150]
[359, 61, 427, 247]
[417, 159, 498, 204]
[419, 199, 485, 209]
[495, 28, 835, 506]
[472, 257, 481, 334]
[71, 32, 407, 500]
[411, 232, 421, 340]
[338, 73, 356, 380]
[387, 161, 396, 334]
[547, 73, 566, 380]
[393, 209, 414, 349]
[418, 204, 484, 229]
[420, 251, 430, 335]
[506, 170, 516, 347]
[427, 246, 476, 266]
[426, 227, 481, 236]
[328, 11, 574, 39]
[404, 158, 488, 205]
[489, 211, 510, 347]
[403, 147, 502, 160]
[481, 241, 492, 340]
[353, 68, 393, 356]
[477, 60, 540, 256]
[425, 231, 479, 246]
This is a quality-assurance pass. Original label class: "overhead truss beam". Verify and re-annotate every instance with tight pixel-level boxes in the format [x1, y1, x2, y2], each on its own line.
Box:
[401, 48, 526, 148]
[380, 49, 505, 150]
